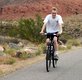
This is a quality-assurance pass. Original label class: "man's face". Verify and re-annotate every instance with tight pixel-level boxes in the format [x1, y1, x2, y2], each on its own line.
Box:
[51, 10, 57, 18]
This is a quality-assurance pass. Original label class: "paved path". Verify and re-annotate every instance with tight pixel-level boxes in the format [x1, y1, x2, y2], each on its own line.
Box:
[0, 48, 82, 80]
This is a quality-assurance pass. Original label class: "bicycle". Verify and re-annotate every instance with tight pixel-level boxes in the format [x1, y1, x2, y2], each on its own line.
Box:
[44, 33, 58, 72]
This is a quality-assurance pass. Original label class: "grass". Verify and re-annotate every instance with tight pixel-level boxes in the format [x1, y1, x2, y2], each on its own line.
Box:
[4, 57, 16, 65]
[0, 57, 16, 65]
[66, 39, 81, 47]
[0, 70, 3, 76]
[19, 52, 33, 60]
[4, 49, 16, 57]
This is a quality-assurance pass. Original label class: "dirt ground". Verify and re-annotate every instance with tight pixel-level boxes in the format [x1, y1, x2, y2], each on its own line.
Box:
[0, 54, 45, 76]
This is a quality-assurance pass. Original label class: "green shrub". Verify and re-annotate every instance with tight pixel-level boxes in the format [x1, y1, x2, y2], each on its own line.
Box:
[71, 40, 80, 46]
[0, 21, 18, 36]
[63, 14, 82, 39]
[19, 52, 33, 60]
[34, 43, 45, 56]
[4, 57, 16, 65]
[0, 14, 82, 44]
[4, 49, 16, 57]
[7, 28, 19, 37]
[18, 15, 45, 43]
[67, 45, 72, 49]
[59, 33, 73, 44]
[59, 45, 67, 51]
[66, 39, 81, 47]
[35, 50, 41, 56]
[0, 70, 3, 75]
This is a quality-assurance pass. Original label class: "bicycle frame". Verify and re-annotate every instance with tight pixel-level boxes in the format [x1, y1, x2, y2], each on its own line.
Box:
[45, 33, 57, 72]
[47, 39, 55, 60]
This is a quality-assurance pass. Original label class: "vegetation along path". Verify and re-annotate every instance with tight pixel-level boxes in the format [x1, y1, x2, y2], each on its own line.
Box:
[0, 48, 82, 80]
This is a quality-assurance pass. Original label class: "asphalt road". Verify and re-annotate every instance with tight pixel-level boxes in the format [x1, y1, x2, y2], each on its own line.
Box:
[0, 48, 82, 80]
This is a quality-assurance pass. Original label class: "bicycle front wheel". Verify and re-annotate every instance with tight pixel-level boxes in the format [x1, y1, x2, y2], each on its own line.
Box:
[52, 51, 57, 68]
[46, 51, 51, 72]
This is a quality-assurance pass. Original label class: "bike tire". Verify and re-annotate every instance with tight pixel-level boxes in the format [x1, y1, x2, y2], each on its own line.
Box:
[52, 51, 57, 68]
[52, 59, 57, 68]
[46, 51, 51, 72]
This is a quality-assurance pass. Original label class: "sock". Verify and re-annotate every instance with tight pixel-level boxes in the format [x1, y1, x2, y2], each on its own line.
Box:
[54, 51, 58, 55]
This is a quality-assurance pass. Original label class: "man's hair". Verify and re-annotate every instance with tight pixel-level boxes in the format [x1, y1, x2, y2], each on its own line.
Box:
[52, 7, 57, 11]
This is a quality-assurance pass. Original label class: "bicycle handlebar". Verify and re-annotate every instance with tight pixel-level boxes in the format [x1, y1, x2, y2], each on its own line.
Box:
[44, 33, 57, 36]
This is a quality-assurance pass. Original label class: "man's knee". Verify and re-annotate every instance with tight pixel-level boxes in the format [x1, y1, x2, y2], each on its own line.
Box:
[46, 38, 50, 44]
[53, 37, 58, 43]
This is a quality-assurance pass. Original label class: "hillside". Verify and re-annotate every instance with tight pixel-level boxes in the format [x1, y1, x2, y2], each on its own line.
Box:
[0, 0, 82, 20]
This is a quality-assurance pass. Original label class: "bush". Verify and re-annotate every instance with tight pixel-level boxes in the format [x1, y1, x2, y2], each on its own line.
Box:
[59, 33, 73, 44]
[35, 50, 41, 56]
[58, 45, 67, 51]
[3, 57, 16, 65]
[4, 49, 16, 57]
[0, 21, 18, 36]
[18, 15, 45, 43]
[63, 14, 82, 39]
[0, 14, 82, 44]
[66, 39, 81, 47]
[0, 70, 3, 75]
[67, 45, 72, 49]
[19, 52, 33, 60]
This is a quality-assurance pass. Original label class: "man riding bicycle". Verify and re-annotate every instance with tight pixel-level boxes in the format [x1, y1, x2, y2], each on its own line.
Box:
[40, 7, 64, 60]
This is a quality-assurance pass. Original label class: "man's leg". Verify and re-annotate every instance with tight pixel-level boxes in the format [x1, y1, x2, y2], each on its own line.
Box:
[46, 38, 50, 46]
[53, 36, 59, 60]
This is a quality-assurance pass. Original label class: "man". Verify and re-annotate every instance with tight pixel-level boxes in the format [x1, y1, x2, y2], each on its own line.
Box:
[40, 7, 63, 60]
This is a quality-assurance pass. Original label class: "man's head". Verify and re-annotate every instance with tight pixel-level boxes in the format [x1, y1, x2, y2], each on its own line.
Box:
[51, 7, 57, 18]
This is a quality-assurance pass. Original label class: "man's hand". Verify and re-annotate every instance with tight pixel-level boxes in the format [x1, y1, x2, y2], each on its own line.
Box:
[40, 31, 44, 35]
[58, 31, 62, 35]
[56, 32, 61, 37]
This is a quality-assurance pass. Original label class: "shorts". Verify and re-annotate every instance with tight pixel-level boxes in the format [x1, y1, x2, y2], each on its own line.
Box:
[46, 32, 59, 41]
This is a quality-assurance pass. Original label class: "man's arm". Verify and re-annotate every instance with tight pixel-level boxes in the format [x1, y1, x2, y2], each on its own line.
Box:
[57, 16, 64, 34]
[40, 23, 46, 34]
[40, 15, 49, 34]
[58, 24, 63, 34]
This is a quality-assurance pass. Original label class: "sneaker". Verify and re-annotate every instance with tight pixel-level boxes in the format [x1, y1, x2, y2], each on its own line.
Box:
[54, 54, 59, 60]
